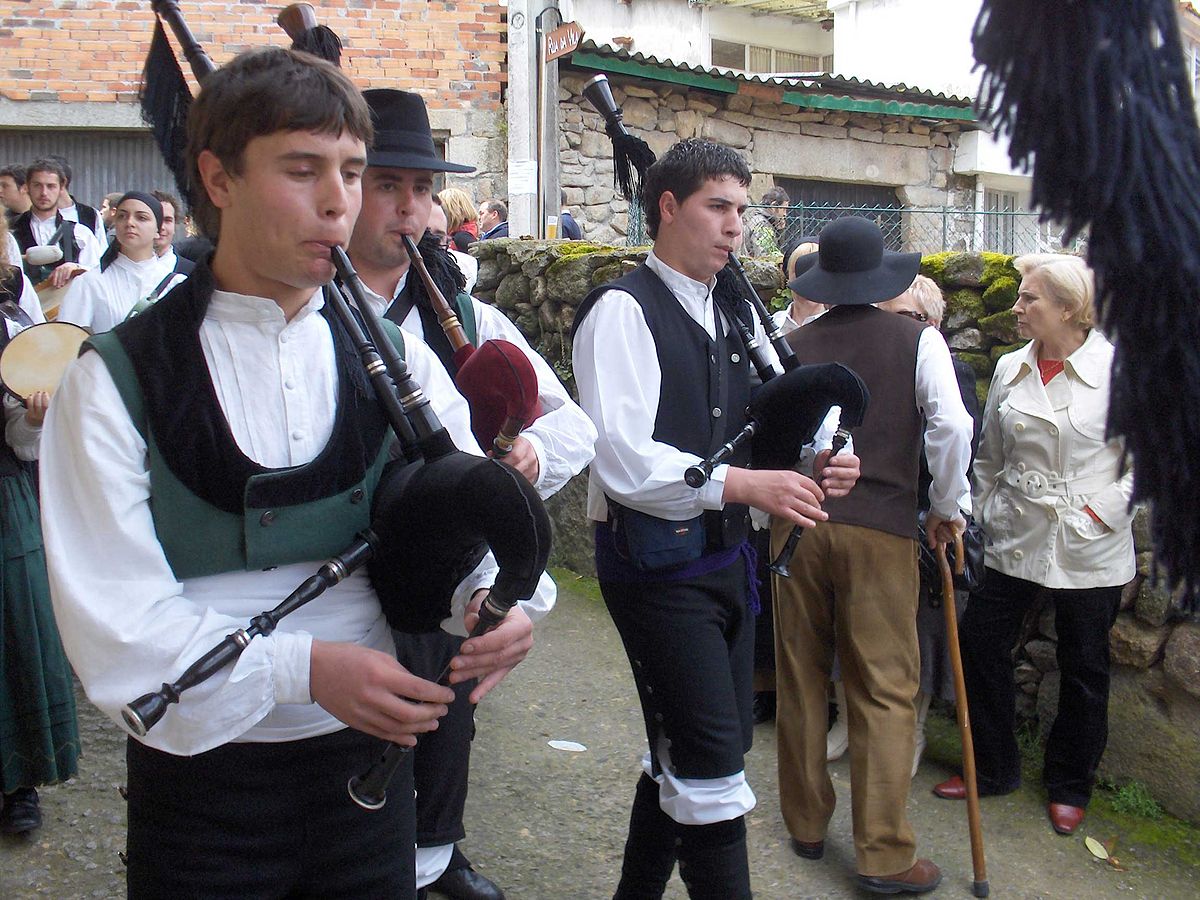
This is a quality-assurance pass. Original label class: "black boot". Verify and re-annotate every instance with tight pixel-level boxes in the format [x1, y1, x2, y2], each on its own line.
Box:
[676, 816, 752, 900]
[613, 774, 679, 900]
[0, 787, 42, 834]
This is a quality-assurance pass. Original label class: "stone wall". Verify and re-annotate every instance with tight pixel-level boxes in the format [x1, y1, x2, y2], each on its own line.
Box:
[557, 72, 974, 246]
[472, 240, 1200, 822]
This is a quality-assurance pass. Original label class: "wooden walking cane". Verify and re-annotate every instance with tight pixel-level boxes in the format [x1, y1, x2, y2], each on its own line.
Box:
[936, 535, 989, 898]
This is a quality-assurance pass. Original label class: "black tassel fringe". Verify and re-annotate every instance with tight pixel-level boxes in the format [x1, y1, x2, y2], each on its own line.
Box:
[290, 25, 342, 67]
[609, 127, 657, 209]
[974, 0, 1200, 613]
[138, 20, 193, 207]
[408, 231, 467, 311]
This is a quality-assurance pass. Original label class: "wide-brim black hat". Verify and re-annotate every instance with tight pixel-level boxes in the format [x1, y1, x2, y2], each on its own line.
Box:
[363, 88, 475, 173]
[788, 216, 920, 305]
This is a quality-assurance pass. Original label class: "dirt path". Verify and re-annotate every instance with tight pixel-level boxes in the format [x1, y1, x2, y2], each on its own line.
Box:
[2, 573, 1194, 898]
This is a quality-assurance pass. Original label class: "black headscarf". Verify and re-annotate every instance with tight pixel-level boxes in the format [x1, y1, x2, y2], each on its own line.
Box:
[101, 191, 164, 271]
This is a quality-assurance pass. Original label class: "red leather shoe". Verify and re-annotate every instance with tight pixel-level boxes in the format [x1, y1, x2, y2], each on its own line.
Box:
[1048, 803, 1085, 835]
[932, 775, 966, 800]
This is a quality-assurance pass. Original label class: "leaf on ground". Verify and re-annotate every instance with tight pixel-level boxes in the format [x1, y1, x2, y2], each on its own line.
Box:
[1107, 857, 1127, 872]
[1085, 836, 1110, 860]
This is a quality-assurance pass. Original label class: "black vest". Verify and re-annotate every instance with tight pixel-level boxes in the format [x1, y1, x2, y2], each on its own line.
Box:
[105, 261, 393, 521]
[12, 210, 79, 283]
[575, 264, 754, 549]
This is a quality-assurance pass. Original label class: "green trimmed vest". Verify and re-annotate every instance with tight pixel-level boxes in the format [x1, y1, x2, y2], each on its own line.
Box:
[85, 262, 406, 580]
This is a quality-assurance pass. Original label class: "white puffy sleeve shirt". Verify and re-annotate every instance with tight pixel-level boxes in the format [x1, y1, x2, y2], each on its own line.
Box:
[42, 287, 496, 756]
[973, 330, 1135, 589]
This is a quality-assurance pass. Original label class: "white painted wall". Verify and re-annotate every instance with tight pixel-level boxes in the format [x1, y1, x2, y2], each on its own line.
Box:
[828, 0, 1028, 190]
[562, 0, 706, 64]
[827, 0, 979, 97]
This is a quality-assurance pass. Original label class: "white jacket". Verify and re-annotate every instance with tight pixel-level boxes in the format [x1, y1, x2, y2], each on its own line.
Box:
[973, 329, 1135, 589]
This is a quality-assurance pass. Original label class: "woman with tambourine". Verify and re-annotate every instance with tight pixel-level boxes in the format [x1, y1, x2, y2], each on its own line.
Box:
[0, 215, 80, 835]
[57, 191, 187, 333]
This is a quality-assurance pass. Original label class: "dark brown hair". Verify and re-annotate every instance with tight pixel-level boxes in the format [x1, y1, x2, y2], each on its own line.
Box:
[642, 139, 751, 239]
[186, 47, 373, 240]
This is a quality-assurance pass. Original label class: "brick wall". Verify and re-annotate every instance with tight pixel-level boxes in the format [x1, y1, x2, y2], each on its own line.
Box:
[0, 0, 506, 108]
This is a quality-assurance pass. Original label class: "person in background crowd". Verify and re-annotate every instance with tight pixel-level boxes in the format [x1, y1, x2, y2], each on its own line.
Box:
[740, 194, 779, 259]
[573, 138, 858, 900]
[100, 191, 124, 240]
[438, 187, 479, 252]
[478, 199, 509, 240]
[57, 191, 186, 333]
[772, 239, 823, 336]
[933, 254, 1135, 838]
[876, 274, 982, 775]
[0, 212, 77, 836]
[10, 158, 102, 289]
[559, 189, 583, 240]
[151, 190, 195, 278]
[773, 215, 972, 895]
[761, 186, 791, 249]
[46, 155, 107, 250]
[0, 165, 31, 227]
[429, 195, 477, 295]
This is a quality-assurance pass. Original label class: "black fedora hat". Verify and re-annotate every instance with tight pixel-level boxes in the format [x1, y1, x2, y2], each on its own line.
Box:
[363, 88, 475, 173]
[788, 216, 920, 306]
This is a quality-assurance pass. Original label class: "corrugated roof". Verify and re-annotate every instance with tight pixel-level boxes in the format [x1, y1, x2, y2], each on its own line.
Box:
[567, 40, 977, 121]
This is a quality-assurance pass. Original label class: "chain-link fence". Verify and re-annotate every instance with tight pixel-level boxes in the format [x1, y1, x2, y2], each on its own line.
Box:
[627, 201, 1082, 257]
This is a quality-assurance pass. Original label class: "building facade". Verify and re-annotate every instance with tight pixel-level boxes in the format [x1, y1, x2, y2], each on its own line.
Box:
[0, 0, 508, 209]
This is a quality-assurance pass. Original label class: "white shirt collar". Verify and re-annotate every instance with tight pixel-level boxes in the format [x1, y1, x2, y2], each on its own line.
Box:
[207, 286, 325, 327]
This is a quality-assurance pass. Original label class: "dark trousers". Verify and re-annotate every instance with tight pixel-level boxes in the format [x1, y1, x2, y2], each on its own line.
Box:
[395, 629, 474, 849]
[601, 560, 755, 780]
[959, 567, 1121, 807]
[602, 558, 755, 900]
[125, 729, 415, 899]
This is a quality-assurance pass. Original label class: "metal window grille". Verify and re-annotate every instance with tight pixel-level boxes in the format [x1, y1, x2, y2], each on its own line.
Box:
[625, 201, 1081, 257]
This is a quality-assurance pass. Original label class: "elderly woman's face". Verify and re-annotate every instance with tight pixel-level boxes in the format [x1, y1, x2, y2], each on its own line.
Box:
[1013, 269, 1070, 342]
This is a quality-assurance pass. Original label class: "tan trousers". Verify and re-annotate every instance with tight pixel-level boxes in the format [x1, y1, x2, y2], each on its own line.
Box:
[771, 519, 921, 876]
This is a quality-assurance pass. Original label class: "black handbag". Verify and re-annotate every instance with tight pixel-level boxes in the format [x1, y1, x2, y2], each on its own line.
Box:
[917, 511, 987, 593]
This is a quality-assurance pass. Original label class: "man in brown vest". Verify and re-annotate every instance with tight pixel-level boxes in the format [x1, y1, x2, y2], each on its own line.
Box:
[771, 217, 973, 894]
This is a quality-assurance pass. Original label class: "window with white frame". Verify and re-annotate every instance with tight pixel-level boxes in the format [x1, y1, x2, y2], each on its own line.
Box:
[711, 38, 829, 74]
[983, 188, 1019, 254]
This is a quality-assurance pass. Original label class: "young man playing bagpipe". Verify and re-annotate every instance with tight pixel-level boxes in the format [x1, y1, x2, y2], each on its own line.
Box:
[571, 138, 860, 899]
[40, 47, 532, 898]
[346, 87, 596, 900]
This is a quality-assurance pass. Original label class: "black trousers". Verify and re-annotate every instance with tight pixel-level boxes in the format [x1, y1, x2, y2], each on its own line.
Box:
[959, 567, 1121, 807]
[601, 558, 754, 781]
[125, 729, 415, 899]
[395, 629, 475, 849]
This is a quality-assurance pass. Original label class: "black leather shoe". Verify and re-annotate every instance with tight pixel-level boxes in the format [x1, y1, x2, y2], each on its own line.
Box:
[0, 787, 41, 834]
[430, 866, 506, 900]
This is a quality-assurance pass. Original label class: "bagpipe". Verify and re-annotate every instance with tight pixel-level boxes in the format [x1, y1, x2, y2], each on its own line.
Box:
[123, 1, 551, 810]
[581, 73, 869, 573]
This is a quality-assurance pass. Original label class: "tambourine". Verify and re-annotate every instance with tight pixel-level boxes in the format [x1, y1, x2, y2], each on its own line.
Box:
[0, 322, 89, 404]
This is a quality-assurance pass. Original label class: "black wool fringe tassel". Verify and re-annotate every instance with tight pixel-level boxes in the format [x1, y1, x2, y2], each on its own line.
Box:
[408, 231, 467, 312]
[609, 127, 657, 210]
[138, 19, 193, 207]
[974, 0, 1200, 613]
[290, 25, 342, 68]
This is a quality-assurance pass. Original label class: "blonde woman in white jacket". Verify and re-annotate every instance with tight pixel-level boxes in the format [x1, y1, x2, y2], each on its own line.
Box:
[933, 254, 1134, 837]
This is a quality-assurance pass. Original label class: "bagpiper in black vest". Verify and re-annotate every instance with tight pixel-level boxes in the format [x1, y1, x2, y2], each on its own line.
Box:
[574, 263, 754, 554]
[11, 210, 80, 284]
